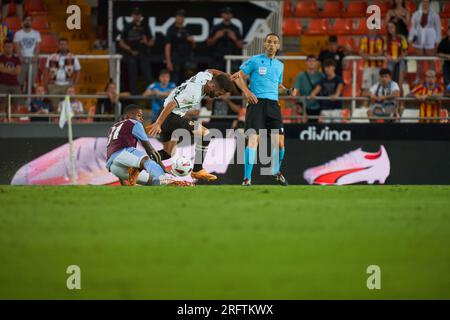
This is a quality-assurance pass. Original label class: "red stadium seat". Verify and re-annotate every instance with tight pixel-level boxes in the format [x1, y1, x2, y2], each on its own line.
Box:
[319, 1, 343, 18]
[343, 1, 368, 18]
[338, 36, 356, 52]
[441, 3, 450, 18]
[333, 18, 352, 35]
[40, 33, 58, 53]
[31, 16, 49, 31]
[24, 0, 47, 15]
[405, 0, 416, 13]
[283, 0, 293, 17]
[3, 16, 21, 32]
[441, 19, 449, 35]
[282, 18, 302, 36]
[352, 18, 369, 35]
[295, 0, 318, 18]
[304, 18, 329, 35]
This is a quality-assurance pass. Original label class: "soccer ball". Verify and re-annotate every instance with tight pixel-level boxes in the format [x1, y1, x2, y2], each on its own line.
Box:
[171, 156, 193, 177]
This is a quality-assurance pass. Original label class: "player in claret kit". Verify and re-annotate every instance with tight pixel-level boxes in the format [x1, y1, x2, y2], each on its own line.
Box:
[106, 104, 189, 186]
[148, 69, 236, 181]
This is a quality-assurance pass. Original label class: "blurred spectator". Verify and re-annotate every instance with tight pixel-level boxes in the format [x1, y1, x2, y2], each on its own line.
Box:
[309, 59, 344, 123]
[411, 70, 444, 123]
[205, 92, 241, 127]
[43, 38, 81, 110]
[95, 81, 122, 122]
[359, 28, 385, 96]
[2, 0, 23, 20]
[367, 68, 401, 122]
[14, 15, 41, 91]
[293, 55, 323, 122]
[165, 9, 195, 84]
[385, 21, 408, 87]
[386, 0, 410, 38]
[318, 35, 351, 77]
[0, 16, 14, 54]
[437, 25, 450, 86]
[143, 69, 175, 123]
[57, 87, 84, 116]
[409, 0, 441, 84]
[29, 85, 50, 122]
[118, 6, 154, 95]
[0, 40, 21, 112]
[207, 6, 243, 71]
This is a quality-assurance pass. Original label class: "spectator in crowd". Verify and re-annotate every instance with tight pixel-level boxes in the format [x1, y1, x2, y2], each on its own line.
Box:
[367, 68, 401, 122]
[318, 35, 351, 78]
[437, 25, 450, 86]
[165, 9, 195, 84]
[0, 40, 21, 112]
[0, 16, 14, 54]
[143, 69, 176, 123]
[386, 0, 410, 38]
[2, 0, 23, 20]
[95, 81, 122, 122]
[385, 21, 408, 87]
[118, 6, 154, 95]
[359, 28, 385, 97]
[57, 87, 84, 116]
[207, 6, 243, 71]
[205, 92, 242, 128]
[409, 0, 441, 84]
[14, 15, 41, 92]
[309, 59, 344, 123]
[411, 70, 444, 123]
[29, 85, 51, 122]
[43, 38, 81, 110]
[293, 55, 323, 122]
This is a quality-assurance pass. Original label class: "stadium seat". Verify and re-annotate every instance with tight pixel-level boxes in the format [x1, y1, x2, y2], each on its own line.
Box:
[441, 19, 449, 35]
[352, 18, 369, 35]
[405, 0, 416, 13]
[304, 18, 329, 35]
[351, 108, 370, 123]
[40, 33, 58, 53]
[282, 18, 302, 36]
[294, 0, 318, 17]
[332, 18, 352, 35]
[338, 36, 356, 52]
[283, 0, 293, 17]
[440, 109, 449, 124]
[31, 16, 49, 31]
[3, 16, 21, 32]
[318, 1, 343, 18]
[343, 1, 368, 18]
[24, 0, 47, 15]
[442, 3, 450, 18]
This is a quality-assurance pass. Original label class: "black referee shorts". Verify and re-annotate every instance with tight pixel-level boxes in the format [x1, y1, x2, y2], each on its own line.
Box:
[160, 113, 195, 143]
[245, 98, 284, 134]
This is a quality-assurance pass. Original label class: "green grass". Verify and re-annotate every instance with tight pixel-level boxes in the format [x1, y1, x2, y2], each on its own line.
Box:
[0, 185, 449, 299]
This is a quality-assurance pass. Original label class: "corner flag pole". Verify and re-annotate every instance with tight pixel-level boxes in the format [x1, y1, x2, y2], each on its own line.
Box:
[66, 101, 77, 185]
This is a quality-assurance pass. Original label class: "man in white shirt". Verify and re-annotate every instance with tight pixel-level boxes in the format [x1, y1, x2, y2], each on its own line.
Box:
[43, 38, 81, 110]
[367, 68, 401, 122]
[13, 15, 41, 90]
[147, 69, 235, 181]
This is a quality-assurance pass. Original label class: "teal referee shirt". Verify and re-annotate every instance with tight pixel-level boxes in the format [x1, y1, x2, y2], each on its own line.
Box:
[239, 54, 284, 101]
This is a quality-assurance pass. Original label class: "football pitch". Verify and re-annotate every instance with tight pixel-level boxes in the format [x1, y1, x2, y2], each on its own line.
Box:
[1, 185, 449, 299]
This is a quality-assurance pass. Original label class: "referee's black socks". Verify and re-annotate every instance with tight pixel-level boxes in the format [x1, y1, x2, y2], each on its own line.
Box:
[193, 133, 213, 172]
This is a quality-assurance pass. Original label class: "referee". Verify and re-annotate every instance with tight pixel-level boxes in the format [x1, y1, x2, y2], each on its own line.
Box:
[232, 33, 297, 186]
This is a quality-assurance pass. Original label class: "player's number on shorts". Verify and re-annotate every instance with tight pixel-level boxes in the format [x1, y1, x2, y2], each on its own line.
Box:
[107, 123, 124, 146]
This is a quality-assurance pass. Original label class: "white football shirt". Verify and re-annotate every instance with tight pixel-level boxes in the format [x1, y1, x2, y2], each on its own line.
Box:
[164, 71, 213, 116]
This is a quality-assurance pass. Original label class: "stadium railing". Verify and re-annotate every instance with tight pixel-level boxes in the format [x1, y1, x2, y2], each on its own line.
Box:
[1, 94, 449, 123]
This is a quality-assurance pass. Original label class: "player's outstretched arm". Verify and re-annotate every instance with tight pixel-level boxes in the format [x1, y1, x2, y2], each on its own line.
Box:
[148, 100, 177, 136]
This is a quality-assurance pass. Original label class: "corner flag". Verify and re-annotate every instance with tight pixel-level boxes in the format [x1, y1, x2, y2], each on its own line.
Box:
[59, 96, 73, 129]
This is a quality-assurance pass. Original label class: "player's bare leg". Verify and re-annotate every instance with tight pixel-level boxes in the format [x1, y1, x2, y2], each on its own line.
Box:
[191, 125, 217, 181]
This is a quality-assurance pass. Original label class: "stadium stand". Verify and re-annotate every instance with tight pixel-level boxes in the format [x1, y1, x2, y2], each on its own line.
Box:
[318, 1, 343, 18]
[295, 1, 319, 17]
